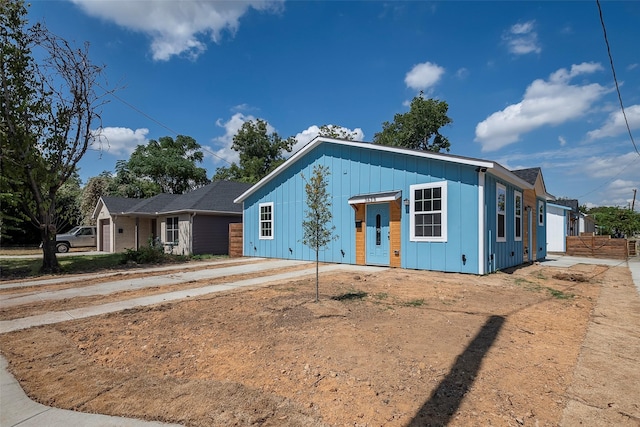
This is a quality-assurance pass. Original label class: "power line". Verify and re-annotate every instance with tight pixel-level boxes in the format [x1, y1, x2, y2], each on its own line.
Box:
[575, 156, 638, 199]
[596, 0, 639, 157]
[96, 83, 233, 166]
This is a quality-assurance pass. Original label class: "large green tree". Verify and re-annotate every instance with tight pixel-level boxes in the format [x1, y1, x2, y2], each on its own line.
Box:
[1, 0, 108, 271]
[109, 160, 162, 198]
[79, 173, 114, 225]
[317, 124, 359, 141]
[126, 135, 209, 194]
[301, 164, 338, 302]
[588, 206, 640, 237]
[212, 119, 295, 184]
[374, 93, 452, 152]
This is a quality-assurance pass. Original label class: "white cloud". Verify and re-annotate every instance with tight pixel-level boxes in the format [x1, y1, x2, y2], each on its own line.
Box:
[292, 125, 365, 155]
[587, 104, 640, 140]
[475, 62, 608, 152]
[91, 127, 148, 156]
[70, 0, 283, 61]
[405, 62, 445, 91]
[602, 178, 640, 208]
[581, 152, 640, 179]
[558, 136, 567, 146]
[455, 67, 469, 79]
[210, 112, 273, 165]
[503, 20, 541, 55]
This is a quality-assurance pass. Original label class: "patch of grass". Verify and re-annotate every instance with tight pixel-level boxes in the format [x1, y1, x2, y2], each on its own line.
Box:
[331, 290, 367, 301]
[373, 292, 388, 300]
[59, 253, 125, 273]
[535, 271, 547, 280]
[189, 254, 226, 261]
[0, 253, 123, 279]
[546, 287, 575, 299]
[514, 278, 543, 292]
[403, 298, 425, 307]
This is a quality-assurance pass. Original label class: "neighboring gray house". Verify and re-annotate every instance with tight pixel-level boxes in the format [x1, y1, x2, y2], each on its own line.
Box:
[552, 199, 596, 236]
[93, 181, 251, 255]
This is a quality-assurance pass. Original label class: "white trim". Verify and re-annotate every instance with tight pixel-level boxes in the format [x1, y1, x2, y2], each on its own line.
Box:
[538, 200, 545, 226]
[259, 202, 274, 240]
[234, 136, 532, 203]
[478, 172, 486, 275]
[409, 181, 448, 242]
[348, 190, 401, 205]
[496, 183, 506, 242]
[514, 190, 523, 242]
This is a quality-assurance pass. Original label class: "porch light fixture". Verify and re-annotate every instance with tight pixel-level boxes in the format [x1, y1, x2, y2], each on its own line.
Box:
[403, 198, 410, 206]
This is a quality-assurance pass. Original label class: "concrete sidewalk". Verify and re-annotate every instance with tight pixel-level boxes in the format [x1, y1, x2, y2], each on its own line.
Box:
[1, 255, 638, 427]
[0, 259, 386, 426]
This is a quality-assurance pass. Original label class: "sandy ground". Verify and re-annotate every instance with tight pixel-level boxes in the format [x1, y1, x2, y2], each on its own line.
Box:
[0, 261, 638, 426]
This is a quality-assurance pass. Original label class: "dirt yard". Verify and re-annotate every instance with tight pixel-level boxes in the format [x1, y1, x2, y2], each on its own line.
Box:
[0, 261, 637, 426]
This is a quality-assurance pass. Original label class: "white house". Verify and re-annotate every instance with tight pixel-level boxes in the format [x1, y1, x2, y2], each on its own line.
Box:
[546, 203, 572, 252]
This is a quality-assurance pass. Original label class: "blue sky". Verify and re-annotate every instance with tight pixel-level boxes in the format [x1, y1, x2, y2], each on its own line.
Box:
[29, 1, 640, 210]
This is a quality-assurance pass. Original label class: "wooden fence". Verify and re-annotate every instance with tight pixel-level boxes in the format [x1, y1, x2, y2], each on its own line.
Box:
[565, 235, 629, 259]
[228, 223, 243, 257]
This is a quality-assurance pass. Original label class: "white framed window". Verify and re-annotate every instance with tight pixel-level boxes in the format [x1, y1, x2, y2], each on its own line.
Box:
[410, 182, 447, 242]
[259, 202, 274, 240]
[496, 183, 506, 242]
[538, 200, 545, 226]
[166, 217, 179, 243]
[514, 191, 522, 241]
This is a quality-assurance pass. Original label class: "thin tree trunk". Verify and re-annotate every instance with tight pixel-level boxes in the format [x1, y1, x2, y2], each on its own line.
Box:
[315, 250, 319, 303]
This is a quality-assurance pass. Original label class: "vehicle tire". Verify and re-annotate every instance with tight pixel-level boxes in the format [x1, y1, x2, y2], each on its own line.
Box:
[56, 242, 70, 253]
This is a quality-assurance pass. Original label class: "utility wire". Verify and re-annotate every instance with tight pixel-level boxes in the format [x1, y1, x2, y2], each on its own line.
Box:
[95, 83, 233, 166]
[596, 0, 639, 157]
[576, 156, 637, 199]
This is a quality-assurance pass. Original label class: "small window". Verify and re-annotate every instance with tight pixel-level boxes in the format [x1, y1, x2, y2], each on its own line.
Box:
[166, 217, 179, 243]
[410, 182, 447, 242]
[376, 214, 381, 246]
[497, 183, 506, 242]
[259, 202, 274, 240]
[538, 200, 545, 226]
[514, 191, 522, 241]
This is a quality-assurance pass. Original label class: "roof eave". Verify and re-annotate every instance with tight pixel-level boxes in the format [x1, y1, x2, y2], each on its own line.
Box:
[234, 137, 497, 203]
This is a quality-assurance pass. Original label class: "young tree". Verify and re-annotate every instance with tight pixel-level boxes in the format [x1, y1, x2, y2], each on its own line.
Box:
[212, 119, 295, 184]
[1, 0, 109, 272]
[374, 92, 452, 152]
[126, 135, 209, 194]
[301, 165, 338, 302]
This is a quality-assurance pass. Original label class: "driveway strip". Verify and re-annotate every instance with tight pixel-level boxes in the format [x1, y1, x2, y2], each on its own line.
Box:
[0, 262, 384, 334]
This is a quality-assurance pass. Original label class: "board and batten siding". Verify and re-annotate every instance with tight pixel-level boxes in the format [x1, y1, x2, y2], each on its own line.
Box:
[242, 142, 484, 274]
[483, 174, 525, 272]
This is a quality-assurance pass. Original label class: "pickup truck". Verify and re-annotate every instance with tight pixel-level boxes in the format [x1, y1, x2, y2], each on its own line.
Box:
[54, 226, 97, 253]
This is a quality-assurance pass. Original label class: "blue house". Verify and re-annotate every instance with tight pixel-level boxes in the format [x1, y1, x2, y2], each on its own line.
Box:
[234, 137, 550, 274]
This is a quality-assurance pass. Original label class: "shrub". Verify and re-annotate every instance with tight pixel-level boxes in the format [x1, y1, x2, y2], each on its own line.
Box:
[121, 238, 166, 264]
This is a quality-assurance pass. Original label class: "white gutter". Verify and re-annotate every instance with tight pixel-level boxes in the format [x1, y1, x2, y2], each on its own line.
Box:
[478, 169, 486, 275]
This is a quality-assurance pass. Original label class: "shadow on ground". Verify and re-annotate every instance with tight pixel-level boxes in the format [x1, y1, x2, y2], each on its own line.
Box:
[407, 315, 505, 426]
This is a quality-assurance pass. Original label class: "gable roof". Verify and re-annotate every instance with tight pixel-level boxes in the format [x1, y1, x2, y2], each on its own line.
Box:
[552, 199, 579, 213]
[95, 181, 252, 218]
[162, 181, 252, 214]
[235, 137, 534, 203]
[511, 167, 555, 201]
[511, 168, 540, 186]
